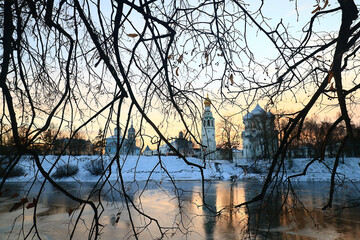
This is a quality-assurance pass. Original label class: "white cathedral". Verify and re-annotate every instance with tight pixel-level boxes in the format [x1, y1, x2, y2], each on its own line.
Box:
[241, 104, 278, 160]
[105, 121, 141, 155]
[200, 95, 278, 160]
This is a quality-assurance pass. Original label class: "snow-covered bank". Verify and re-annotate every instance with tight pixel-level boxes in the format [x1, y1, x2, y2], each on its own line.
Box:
[4, 155, 360, 182]
[286, 157, 360, 182]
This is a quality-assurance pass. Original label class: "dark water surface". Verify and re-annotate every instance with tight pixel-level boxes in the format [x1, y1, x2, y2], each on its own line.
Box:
[1, 180, 360, 239]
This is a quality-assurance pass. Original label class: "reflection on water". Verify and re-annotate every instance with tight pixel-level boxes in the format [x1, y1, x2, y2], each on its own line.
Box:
[1, 181, 360, 239]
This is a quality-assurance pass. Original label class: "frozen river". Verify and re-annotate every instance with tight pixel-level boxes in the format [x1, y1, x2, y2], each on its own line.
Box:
[1, 180, 360, 239]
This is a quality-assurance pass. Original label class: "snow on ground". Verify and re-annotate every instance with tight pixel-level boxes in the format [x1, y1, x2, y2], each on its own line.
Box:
[286, 157, 360, 182]
[5, 155, 360, 182]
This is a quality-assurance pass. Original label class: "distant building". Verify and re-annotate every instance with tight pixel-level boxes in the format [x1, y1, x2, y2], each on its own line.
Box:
[143, 145, 152, 156]
[126, 121, 139, 155]
[288, 145, 312, 159]
[154, 131, 194, 156]
[156, 143, 170, 155]
[171, 131, 194, 156]
[242, 104, 278, 160]
[105, 121, 141, 155]
[232, 149, 243, 160]
[193, 147, 202, 158]
[201, 94, 216, 159]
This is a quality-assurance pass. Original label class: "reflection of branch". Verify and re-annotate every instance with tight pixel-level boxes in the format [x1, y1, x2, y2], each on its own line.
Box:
[322, 135, 348, 210]
[288, 181, 318, 227]
[31, 152, 100, 238]
[116, 156, 165, 239]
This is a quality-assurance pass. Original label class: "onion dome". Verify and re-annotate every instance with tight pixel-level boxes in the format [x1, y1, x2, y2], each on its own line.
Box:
[251, 104, 266, 116]
[128, 120, 135, 139]
[243, 112, 253, 120]
[204, 93, 211, 107]
[114, 127, 121, 137]
[129, 120, 135, 133]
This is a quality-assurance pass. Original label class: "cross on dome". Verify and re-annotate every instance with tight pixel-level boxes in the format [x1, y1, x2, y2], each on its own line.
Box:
[204, 93, 211, 106]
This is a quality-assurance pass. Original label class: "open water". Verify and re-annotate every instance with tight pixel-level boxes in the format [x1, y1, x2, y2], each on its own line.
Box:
[0, 180, 360, 239]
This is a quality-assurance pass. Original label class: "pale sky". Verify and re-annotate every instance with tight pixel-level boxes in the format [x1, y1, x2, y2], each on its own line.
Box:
[36, 0, 358, 150]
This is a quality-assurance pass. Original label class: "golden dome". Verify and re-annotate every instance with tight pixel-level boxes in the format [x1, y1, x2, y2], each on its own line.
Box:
[204, 93, 211, 106]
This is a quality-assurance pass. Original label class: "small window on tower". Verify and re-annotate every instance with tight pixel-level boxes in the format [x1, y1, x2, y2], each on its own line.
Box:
[207, 119, 210, 126]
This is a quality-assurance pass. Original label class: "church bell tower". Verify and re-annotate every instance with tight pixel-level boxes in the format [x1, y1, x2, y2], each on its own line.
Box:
[201, 94, 216, 159]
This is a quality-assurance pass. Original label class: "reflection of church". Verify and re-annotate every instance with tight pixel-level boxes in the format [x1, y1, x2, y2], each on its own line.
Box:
[242, 104, 278, 159]
[105, 121, 140, 155]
